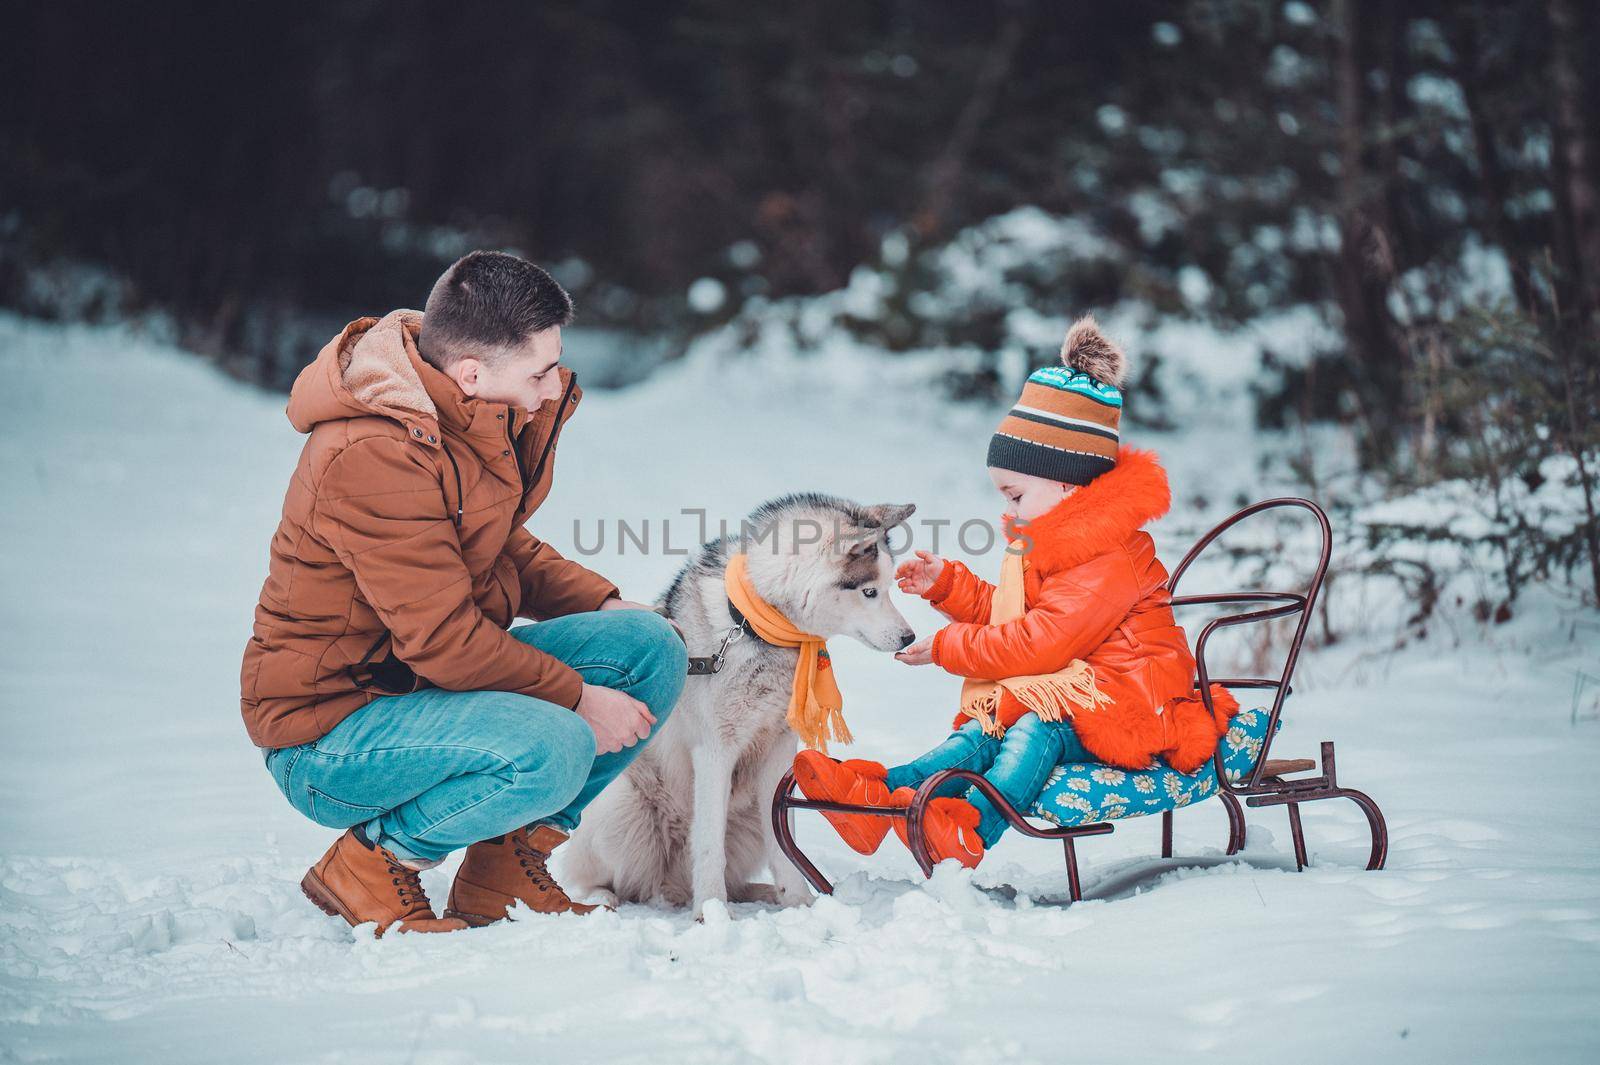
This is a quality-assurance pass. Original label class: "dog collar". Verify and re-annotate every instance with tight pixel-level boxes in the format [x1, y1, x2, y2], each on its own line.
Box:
[724, 597, 755, 640]
[685, 601, 761, 677]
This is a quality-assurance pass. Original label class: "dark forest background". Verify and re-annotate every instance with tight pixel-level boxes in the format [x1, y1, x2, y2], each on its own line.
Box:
[3, 1, 1598, 601]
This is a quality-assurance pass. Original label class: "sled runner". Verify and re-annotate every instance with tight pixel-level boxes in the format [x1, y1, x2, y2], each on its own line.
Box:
[771, 497, 1389, 901]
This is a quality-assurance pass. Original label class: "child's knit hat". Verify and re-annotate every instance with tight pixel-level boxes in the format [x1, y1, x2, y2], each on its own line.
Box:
[987, 316, 1127, 486]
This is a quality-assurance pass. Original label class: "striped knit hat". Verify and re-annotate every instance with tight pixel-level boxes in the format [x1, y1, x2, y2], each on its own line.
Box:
[987, 316, 1127, 486]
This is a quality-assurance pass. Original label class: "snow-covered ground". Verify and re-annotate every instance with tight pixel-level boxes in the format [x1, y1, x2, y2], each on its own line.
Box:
[2, 312, 1597, 1064]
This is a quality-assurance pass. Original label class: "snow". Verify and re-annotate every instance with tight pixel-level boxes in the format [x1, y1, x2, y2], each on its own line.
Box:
[687, 278, 727, 315]
[2, 311, 1598, 1063]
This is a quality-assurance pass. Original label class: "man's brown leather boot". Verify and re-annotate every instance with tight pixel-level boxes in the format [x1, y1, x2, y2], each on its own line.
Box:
[445, 824, 600, 925]
[301, 827, 466, 936]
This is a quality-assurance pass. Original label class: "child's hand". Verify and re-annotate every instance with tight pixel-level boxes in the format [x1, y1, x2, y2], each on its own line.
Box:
[894, 634, 936, 666]
[895, 551, 945, 596]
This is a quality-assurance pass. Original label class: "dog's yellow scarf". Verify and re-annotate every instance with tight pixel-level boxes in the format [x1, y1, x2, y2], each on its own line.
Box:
[724, 552, 851, 752]
[958, 546, 1111, 736]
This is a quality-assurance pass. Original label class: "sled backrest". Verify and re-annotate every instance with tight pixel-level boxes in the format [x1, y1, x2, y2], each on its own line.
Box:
[1167, 497, 1333, 791]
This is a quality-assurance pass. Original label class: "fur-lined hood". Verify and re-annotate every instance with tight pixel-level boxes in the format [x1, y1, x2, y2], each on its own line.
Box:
[285, 309, 577, 451]
[1009, 448, 1171, 575]
[286, 310, 441, 442]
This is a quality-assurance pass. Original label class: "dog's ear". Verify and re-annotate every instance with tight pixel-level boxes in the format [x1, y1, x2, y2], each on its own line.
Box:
[861, 502, 916, 530]
[846, 536, 879, 559]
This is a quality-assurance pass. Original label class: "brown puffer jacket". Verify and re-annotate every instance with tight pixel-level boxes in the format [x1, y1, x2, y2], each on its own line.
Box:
[240, 310, 618, 749]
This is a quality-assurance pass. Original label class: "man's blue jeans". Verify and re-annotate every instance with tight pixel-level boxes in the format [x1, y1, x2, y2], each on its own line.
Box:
[264, 610, 686, 863]
[884, 713, 1093, 848]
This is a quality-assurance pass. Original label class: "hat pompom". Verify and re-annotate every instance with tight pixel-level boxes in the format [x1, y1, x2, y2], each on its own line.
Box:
[1059, 315, 1126, 387]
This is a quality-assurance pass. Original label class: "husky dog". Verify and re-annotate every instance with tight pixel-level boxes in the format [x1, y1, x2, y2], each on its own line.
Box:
[560, 494, 916, 916]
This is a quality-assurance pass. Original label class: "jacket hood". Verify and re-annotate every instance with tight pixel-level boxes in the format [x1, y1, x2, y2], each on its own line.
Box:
[286, 310, 441, 441]
[1012, 448, 1171, 573]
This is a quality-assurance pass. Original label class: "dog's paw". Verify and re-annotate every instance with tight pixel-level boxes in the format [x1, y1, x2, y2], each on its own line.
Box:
[776, 884, 814, 909]
[693, 897, 731, 924]
[728, 882, 781, 905]
[579, 888, 620, 910]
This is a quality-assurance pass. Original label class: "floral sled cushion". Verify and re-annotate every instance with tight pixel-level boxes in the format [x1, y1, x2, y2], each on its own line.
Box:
[1028, 708, 1276, 828]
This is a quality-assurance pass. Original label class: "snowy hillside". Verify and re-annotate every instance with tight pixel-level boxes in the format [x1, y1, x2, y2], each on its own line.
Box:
[1, 312, 1597, 1064]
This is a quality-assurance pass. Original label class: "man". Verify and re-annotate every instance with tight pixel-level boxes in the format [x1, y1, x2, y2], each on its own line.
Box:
[241, 251, 685, 934]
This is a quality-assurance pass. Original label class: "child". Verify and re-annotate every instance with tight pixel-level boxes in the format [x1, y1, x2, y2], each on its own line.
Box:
[792, 317, 1237, 868]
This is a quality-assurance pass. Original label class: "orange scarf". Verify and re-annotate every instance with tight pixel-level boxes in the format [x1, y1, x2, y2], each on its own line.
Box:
[724, 553, 851, 752]
[958, 546, 1111, 736]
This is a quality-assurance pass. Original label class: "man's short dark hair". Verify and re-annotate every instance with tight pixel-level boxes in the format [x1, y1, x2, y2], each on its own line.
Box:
[418, 251, 574, 368]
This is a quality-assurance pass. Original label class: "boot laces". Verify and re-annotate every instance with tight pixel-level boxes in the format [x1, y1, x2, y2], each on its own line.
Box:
[511, 835, 568, 900]
[384, 857, 428, 913]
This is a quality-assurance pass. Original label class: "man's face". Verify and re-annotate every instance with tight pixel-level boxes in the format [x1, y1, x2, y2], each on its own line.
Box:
[449, 327, 565, 412]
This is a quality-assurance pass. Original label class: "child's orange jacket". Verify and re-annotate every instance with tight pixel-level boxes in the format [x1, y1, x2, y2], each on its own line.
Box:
[926, 449, 1236, 773]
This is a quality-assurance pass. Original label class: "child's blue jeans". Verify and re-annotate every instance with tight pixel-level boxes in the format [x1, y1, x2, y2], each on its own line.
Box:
[884, 713, 1093, 848]
[263, 609, 686, 863]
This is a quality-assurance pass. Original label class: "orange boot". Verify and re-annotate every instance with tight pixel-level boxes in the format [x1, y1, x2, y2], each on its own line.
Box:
[791, 750, 893, 854]
[888, 787, 985, 869]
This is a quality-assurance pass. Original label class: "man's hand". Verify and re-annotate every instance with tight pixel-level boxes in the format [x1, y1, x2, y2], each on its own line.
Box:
[895, 551, 945, 596]
[894, 633, 936, 666]
[600, 596, 657, 613]
[599, 596, 685, 641]
[575, 683, 656, 755]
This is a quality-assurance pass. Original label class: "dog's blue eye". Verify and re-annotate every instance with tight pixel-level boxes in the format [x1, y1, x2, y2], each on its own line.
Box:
[862, 587, 878, 598]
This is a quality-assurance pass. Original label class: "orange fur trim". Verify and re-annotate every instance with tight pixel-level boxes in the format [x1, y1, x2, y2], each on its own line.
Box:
[1163, 685, 1241, 774]
[1012, 448, 1171, 575]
